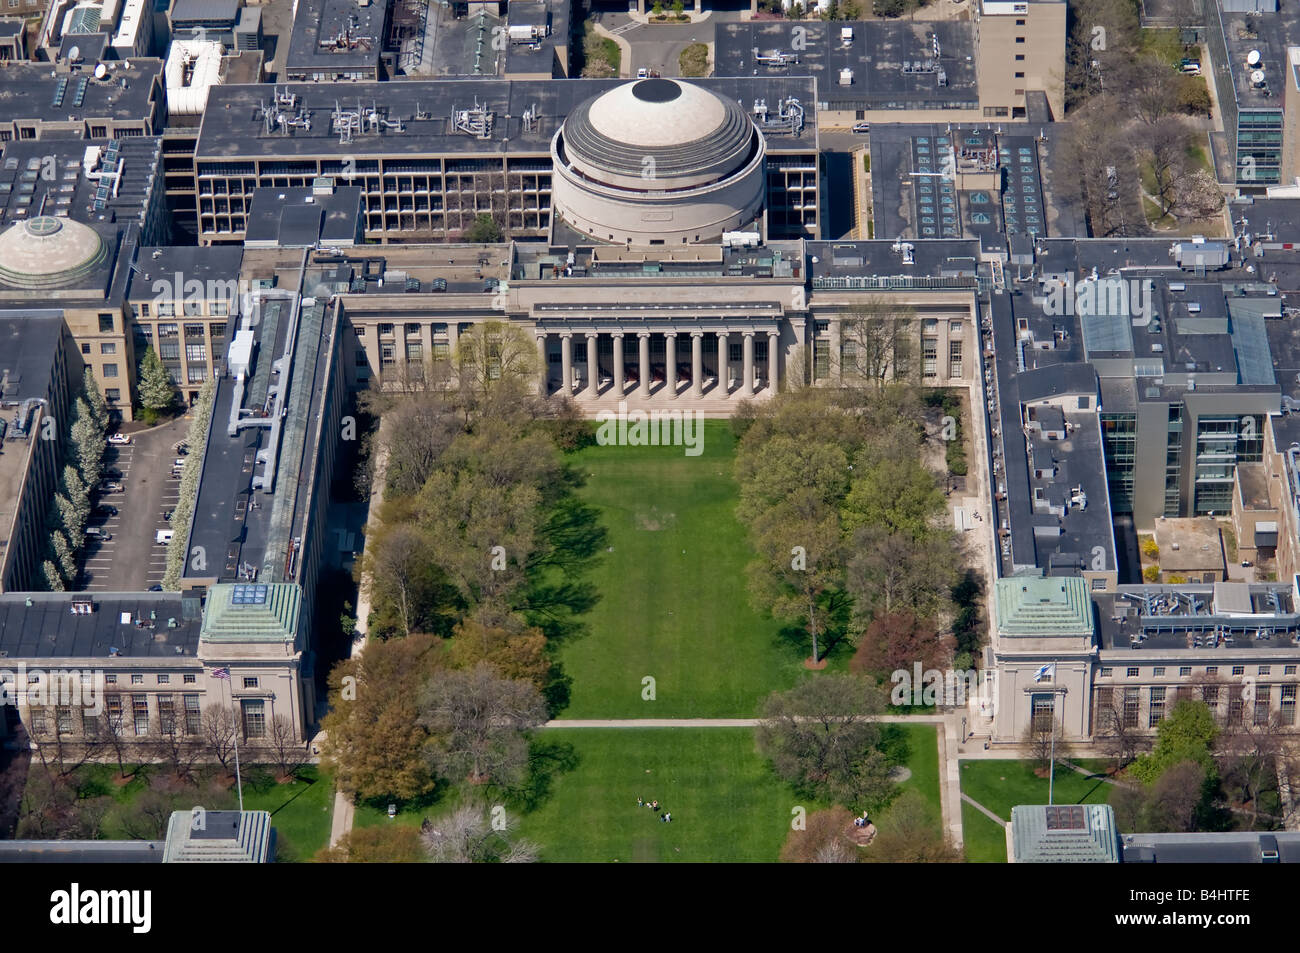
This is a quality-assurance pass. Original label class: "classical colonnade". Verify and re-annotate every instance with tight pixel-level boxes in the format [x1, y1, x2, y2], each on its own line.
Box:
[536, 327, 781, 399]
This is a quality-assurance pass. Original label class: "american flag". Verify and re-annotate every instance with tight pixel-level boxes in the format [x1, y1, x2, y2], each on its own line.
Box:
[211, 667, 231, 680]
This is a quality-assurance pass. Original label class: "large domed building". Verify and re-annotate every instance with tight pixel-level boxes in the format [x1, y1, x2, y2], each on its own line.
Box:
[551, 78, 767, 245]
[0, 216, 109, 290]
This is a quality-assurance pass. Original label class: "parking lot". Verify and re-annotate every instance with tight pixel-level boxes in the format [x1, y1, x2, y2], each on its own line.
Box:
[79, 416, 191, 593]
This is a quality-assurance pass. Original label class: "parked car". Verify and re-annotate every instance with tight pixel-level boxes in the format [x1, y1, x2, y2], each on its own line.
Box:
[174, 458, 187, 469]
[430, 277, 448, 292]
[637, 68, 649, 78]
[148, 584, 163, 592]
[107, 433, 131, 445]
[155, 530, 174, 545]
[852, 121, 871, 133]
[85, 527, 111, 540]
[93, 505, 118, 517]
[98, 481, 124, 493]
[103, 468, 123, 480]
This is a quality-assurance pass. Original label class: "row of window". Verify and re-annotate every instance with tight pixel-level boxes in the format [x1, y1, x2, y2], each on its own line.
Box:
[1100, 664, 1295, 678]
[33, 695, 268, 739]
[1098, 684, 1297, 729]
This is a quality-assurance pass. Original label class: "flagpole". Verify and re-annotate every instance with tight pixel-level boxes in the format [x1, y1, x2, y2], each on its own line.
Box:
[227, 671, 243, 813]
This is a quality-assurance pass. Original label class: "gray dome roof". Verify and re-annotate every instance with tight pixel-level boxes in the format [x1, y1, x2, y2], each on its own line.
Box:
[560, 79, 758, 189]
[0, 216, 107, 290]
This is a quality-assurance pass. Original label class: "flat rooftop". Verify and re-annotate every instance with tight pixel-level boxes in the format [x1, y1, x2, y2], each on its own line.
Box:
[0, 137, 162, 234]
[1094, 583, 1300, 653]
[287, 0, 389, 73]
[0, 59, 161, 126]
[713, 20, 978, 110]
[195, 77, 818, 160]
[187, 253, 338, 586]
[1216, 5, 1300, 107]
[805, 238, 980, 288]
[0, 591, 203, 659]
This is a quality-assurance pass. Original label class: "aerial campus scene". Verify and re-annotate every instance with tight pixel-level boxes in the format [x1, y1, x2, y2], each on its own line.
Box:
[0, 0, 1297, 888]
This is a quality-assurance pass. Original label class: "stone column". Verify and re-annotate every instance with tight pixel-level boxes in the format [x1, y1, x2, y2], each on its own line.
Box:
[665, 332, 677, 398]
[612, 332, 625, 397]
[742, 331, 755, 397]
[767, 330, 780, 394]
[535, 332, 547, 396]
[717, 331, 729, 394]
[449, 321, 461, 360]
[586, 332, 600, 396]
[690, 331, 703, 399]
[637, 331, 651, 398]
[561, 333, 573, 394]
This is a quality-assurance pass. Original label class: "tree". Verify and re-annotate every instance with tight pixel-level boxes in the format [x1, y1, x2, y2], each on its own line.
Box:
[69, 397, 103, 487]
[419, 663, 547, 787]
[756, 675, 895, 808]
[1217, 716, 1284, 828]
[422, 804, 539, 863]
[463, 213, 503, 243]
[200, 706, 238, 773]
[319, 632, 445, 802]
[1023, 715, 1067, 773]
[780, 806, 859, 863]
[452, 321, 542, 414]
[850, 610, 953, 681]
[361, 521, 443, 639]
[840, 298, 917, 389]
[1093, 687, 1144, 768]
[50, 530, 77, 583]
[447, 618, 552, 691]
[266, 715, 308, 781]
[1145, 760, 1208, 832]
[865, 789, 962, 862]
[138, 346, 175, 412]
[41, 560, 65, 592]
[842, 455, 945, 541]
[316, 825, 427, 863]
[149, 697, 202, 780]
[1131, 699, 1218, 785]
[845, 526, 959, 625]
[82, 367, 109, 431]
[380, 393, 461, 497]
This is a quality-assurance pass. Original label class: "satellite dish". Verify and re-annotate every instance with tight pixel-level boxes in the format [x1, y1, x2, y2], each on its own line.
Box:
[68, 45, 80, 62]
[1252, 69, 1266, 85]
[1248, 49, 1262, 66]
[94, 62, 107, 80]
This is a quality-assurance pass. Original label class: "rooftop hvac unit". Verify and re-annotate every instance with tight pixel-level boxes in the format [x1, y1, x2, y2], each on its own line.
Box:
[1251, 69, 1267, 87]
[839, 68, 853, 86]
[1248, 49, 1262, 67]
[840, 27, 853, 43]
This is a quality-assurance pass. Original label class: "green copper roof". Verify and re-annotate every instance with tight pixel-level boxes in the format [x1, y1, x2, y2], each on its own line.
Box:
[200, 583, 301, 643]
[994, 576, 1094, 638]
[1011, 805, 1120, 863]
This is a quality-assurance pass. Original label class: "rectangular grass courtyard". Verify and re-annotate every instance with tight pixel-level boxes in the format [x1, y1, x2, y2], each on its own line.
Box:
[555, 421, 826, 719]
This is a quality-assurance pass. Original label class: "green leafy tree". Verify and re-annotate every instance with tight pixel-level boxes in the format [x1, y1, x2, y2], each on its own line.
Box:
[51, 530, 76, 582]
[756, 674, 895, 808]
[1131, 699, 1219, 785]
[463, 213, 503, 243]
[69, 397, 103, 487]
[82, 367, 109, 431]
[138, 345, 175, 412]
[41, 560, 65, 591]
[317, 825, 427, 863]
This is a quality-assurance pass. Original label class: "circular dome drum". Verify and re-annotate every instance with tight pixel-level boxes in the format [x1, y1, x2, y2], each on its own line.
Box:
[0, 216, 108, 290]
[551, 79, 768, 245]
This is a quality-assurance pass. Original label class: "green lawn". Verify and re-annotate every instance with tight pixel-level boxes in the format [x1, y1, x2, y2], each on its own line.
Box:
[959, 759, 1113, 823]
[354, 725, 943, 862]
[555, 421, 825, 718]
[961, 801, 1008, 863]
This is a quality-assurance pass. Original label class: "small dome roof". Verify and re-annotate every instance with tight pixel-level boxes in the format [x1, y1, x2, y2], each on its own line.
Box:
[0, 216, 107, 290]
[586, 79, 729, 149]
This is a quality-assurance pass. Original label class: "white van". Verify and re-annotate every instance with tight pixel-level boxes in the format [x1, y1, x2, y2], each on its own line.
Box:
[155, 529, 174, 545]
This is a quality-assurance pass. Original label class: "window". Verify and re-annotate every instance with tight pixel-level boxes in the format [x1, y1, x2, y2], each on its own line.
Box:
[1259, 665, 1271, 676]
[105, 674, 117, 685]
[1228, 687, 1244, 725]
[158, 695, 175, 734]
[81, 343, 91, 355]
[1015, 54, 1025, 61]
[1233, 665, 1245, 676]
[1282, 685, 1296, 726]
[1254, 685, 1272, 726]
[131, 674, 144, 685]
[1176, 666, 1190, 677]
[241, 699, 266, 739]
[184, 674, 196, 684]
[1153, 667, 1165, 677]
[243, 677, 259, 689]
[184, 694, 201, 734]
[98, 313, 115, 333]
[1015, 72, 1025, 78]
[56, 707, 74, 736]
[106, 694, 123, 727]
[1030, 693, 1055, 731]
[1015, 17, 1025, 23]
[100, 342, 116, 355]
[1126, 667, 1139, 677]
[1202, 685, 1220, 706]
[1148, 687, 1166, 727]
[949, 339, 963, 378]
[138, 302, 150, 317]
[30, 710, 47, 736]
[102, 363, 118, 378]
[188, 366, 206, 384]
[1206, 666, 1218, 676]
[1015, 36, 1025, 43]
[1123, 688, 1140, 728]
[1100, 667, 1113, 677]
[185, 343, 207, 364]
[132, 695, 149, 735]
[1288, 666, 1298, 676]
[105, 389, 120, 402]
[922, 337, 938, 377]
[378, 323, 395, 337]
[355, 350, 369, 367]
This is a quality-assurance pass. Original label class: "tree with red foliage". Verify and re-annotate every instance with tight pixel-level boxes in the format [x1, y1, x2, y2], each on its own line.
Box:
[850, 610, 953, 680]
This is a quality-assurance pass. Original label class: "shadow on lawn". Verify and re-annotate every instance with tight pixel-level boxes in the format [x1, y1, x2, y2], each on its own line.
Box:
[490, 737, 581, 814]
